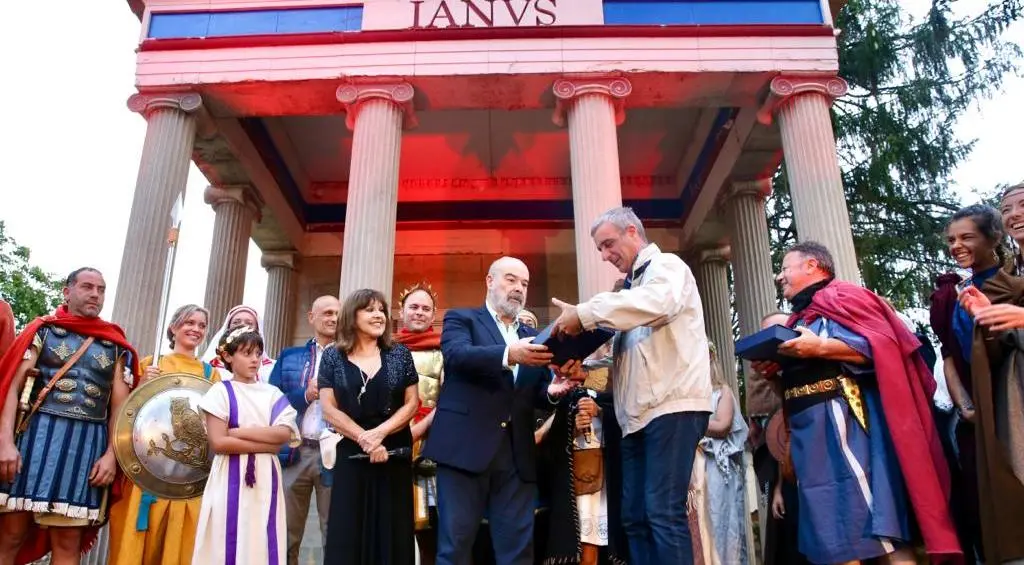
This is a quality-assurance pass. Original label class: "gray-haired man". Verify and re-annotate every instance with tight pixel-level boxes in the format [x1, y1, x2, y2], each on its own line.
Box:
[551, 207, 713, 565]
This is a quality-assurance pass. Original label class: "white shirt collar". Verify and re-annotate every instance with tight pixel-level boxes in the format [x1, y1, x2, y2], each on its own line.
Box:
[485, 300, 520, 331]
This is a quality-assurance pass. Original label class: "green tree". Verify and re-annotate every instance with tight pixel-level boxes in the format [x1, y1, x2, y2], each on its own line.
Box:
[0, 221, 63, 328]
[767, 0, 1024, 308]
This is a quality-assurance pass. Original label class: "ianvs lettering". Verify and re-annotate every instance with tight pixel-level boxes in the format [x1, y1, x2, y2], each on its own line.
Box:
[411, 0, 558, 29]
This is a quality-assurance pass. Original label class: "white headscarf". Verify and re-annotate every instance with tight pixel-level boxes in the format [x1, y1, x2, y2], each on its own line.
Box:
[202, 304, 276, 382]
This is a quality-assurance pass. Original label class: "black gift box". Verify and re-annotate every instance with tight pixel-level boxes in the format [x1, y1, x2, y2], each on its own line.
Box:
[734, 324, 800, 362]
[533, 323, 615, 366]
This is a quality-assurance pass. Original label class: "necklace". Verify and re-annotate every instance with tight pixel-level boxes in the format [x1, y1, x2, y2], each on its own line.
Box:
[358, 370, 370, 402]
[353, 346, 380, 402]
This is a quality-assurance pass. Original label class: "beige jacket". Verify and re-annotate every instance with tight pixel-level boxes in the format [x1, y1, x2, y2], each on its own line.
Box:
[578, 243, 712, 436]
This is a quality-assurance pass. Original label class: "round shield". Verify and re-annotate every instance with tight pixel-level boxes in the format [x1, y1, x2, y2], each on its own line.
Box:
[114, 373, 213, 499]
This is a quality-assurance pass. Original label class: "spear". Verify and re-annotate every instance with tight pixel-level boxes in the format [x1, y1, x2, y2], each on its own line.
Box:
[152, 192, 184, 368]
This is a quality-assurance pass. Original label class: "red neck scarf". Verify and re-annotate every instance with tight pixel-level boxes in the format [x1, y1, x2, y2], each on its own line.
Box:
[790, 280, 961, 561]
[393, 328, 442, 351]
[0, 305, 140, 565]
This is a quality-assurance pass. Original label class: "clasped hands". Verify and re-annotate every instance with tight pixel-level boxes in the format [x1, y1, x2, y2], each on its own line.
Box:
[751, 326, 825, 379]
[357, 427, 389, 464]
[959, 286, 1024, 331]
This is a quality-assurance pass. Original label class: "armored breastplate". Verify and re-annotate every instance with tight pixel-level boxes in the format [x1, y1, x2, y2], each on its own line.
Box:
[411, 349, 442, 409]
[33, 326, 119, 422]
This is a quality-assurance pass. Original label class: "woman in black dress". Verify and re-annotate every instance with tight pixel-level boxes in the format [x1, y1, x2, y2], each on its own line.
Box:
[319, 288, 420, 565]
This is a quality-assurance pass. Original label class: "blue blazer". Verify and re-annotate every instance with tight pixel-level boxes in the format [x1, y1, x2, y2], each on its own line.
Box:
[423, 306, 554, 481]
[268, 340, 317, 466]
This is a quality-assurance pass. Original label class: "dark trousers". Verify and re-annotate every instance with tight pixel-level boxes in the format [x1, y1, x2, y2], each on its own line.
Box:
[436, 434, 536, 565]
[620, 411, 709, 565]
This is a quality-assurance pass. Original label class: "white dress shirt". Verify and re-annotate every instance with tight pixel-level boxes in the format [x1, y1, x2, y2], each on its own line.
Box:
[301, 342, 329, 440]
[485, 301, 521, 383]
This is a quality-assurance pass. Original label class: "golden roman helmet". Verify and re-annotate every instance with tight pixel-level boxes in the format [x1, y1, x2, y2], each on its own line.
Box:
[397, 281, 438, 309]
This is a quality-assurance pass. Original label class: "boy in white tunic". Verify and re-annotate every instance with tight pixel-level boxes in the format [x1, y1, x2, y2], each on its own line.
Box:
[193, 327, 300, 565]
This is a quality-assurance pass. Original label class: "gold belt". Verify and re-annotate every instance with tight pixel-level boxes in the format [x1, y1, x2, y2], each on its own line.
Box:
[784, 376, 868, 431]
[785, 377, 841, 400]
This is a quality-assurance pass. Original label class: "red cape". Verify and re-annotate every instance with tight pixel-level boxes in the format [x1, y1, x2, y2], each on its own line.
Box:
[790, 280, 961, 562]
[0, 305, 140, 565]
[393, 327, 442, 351]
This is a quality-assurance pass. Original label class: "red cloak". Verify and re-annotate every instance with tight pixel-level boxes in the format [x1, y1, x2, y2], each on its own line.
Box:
[791, 280, 961, 562]
[393, 328, 441, 421]
[0, 305, 140, 565]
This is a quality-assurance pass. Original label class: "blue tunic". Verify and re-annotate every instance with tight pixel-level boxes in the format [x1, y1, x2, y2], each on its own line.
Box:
[786, 318, 911, 564]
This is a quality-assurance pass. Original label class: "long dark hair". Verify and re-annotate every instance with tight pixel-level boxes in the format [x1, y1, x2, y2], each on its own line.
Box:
[948, 204, 1011, 270]
[336, 289, 394, 354]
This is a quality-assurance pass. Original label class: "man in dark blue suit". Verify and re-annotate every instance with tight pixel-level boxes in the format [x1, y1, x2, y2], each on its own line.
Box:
[424, 257, 578, 565]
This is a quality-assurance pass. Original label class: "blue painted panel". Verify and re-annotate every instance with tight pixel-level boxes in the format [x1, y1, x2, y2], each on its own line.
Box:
[148, 13, 210, 38]
[276, 7, 363, 33]
[603, 1, 823, 26]
[208, 11, 278, 37]
[148, 7, 364, 39]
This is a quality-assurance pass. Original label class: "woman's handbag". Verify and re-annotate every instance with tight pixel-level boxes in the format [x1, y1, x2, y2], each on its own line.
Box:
[572, 447, 604, 496]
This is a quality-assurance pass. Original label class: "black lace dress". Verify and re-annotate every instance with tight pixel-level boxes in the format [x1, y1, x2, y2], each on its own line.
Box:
[319, 344, 418, 565]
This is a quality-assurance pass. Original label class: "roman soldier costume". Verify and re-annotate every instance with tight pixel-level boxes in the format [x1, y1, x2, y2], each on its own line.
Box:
[0, 305, 140, 565]
[393, 283, 443, 531]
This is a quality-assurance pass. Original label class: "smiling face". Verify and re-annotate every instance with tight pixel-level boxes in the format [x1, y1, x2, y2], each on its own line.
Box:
[1001, 187, 1024, 244]
[356, 300, 388, 340]
[228, 310, 258, 332]
[64, 270, 105, 318]
[947, 217, 997, 270]
[776, 251, 828, 300]
[486, 258, 529, 320]
[401, 290, 436, 333]
[172, 311, 208, 352]
[592, 221, 644, 274]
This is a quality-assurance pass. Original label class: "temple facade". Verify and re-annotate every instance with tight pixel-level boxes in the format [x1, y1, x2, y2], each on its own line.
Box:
[115, 0, 854, 410]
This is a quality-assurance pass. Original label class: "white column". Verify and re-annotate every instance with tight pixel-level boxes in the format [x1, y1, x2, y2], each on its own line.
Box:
[725, 178, 781, 417]
[203, 185, 260, 331]
[112, 92, 201, 357]
[553, 76, 632, 301]
[262, 251, 297, 358]
[693, 246, 738, 392]
[335, 83, 416, 302]
[760, 75, 859, 282]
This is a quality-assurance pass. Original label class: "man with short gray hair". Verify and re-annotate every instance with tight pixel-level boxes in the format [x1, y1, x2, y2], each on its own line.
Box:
[552, 206, 712, 565]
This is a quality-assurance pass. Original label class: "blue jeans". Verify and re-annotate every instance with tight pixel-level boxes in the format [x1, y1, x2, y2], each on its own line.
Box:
[620, 411, 709, 565]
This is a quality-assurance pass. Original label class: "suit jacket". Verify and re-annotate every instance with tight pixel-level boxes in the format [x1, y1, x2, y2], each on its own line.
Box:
[423, 305, 554, 482]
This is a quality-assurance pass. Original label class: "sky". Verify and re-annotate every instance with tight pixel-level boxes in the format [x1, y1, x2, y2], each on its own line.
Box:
[1, 1, 1022, 332]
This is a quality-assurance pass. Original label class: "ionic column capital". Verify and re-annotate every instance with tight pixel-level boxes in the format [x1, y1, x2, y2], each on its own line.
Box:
[552, 76, 633, 127]
[204, 184, 262, 216]
[698, 245, 731, 265]
[261, 251, 297, 271]
[336, 82, 417, 130]
[729, 178, 773, 202]
[127, 92, 203, 117]
[757, 75, 849, 125]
